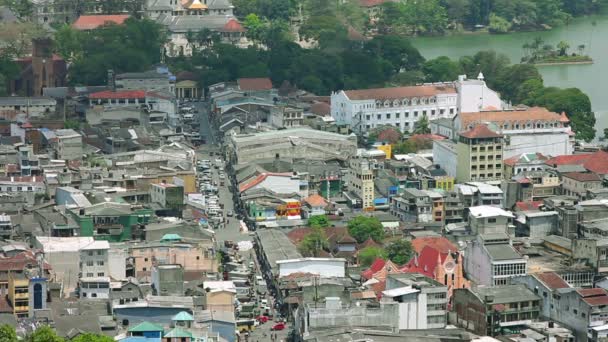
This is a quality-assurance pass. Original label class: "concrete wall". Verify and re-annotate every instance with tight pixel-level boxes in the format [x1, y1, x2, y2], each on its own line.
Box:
[278, 259, 346, 278]
[108, 247, 127, 280]
[504, 132, 572, 159]
[115, 307, 191, 326]
[307, 303, 399, 330]
[464, 240, 491, 285]
[457, 80, 503, 113]
[253, 176, 302, 196]
[80, 248, 109, 278]
[433, 141, 457, 178]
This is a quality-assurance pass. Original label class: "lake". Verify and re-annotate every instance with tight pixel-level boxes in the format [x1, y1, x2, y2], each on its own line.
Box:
[411, 14, 608, 140]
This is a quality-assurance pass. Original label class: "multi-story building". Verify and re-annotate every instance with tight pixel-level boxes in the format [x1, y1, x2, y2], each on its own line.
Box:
[79, 240, 110, 279]
[150, 182, 185, 215]
[456, 124, 504, 183]
[331, 84, 458, 134]
[465, 233, 527, 286]
[456, 107, 574, 159]
[331, 74, 504, 135]
[270, 105, 304, 128]
[346, 157, 376, 209]
[32, 0, 143, 24]
[503, 153, 549, 179]
[561, 172, 603, 199]
[52, 129, 83, 161]
[0, 214, 11, 239]
[79, 277, 111, 300]
[129, 240, 217, 278]
[382, 273, 449, 330]
[67, 202, 154, 242]
[390, 188, 433, 223]
[151, 264, 184, 296]
[468, 206, 515, 235]
[0, 97, 56, 116]
[18, 145, 41, 176]
[453, 284, 541, 337]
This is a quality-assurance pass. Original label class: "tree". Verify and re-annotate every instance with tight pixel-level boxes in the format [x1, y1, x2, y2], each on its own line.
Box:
[401, 0, 448, 35]
[368, 125, 403, 145]
[364, 35, 425, 73]
[71, 333, 114, 342]
[413, 114, 431, 134]
[514, 78, 544, 104]
[495, 63, 542, 102]
[423, 56, 461, 82]
[604, 128, 608, 141]
[243, 13, 267, 44]
[358, 246, 387, 267]
[299, 226, 329, 257]
[385, 239, 414, 264]
[309, 215, 330, 228]
[393, 139, 418, 154]
[0, 324, 17, 342]
[347, 215, 385, 243]
[3, 0, 33, 19]
[25, 326, 64, 342]
[488, 13, 511, 33]
[54, 24, 84, 62]
[557, 40, 570, 56]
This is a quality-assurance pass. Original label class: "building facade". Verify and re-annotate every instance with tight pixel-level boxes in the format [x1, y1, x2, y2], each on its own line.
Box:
[346, 157, 376, 209]
[465, 234, 527, 286]
[456, 124, 504, 183]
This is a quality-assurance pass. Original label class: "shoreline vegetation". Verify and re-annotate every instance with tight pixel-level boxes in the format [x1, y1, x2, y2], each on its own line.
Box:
[521, 37, 593, 65]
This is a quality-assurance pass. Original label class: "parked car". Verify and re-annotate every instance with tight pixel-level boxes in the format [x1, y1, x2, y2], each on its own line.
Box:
[271, 322, 285, 331]
[256, 315, 269, 323]
[227, 210, 233, 217]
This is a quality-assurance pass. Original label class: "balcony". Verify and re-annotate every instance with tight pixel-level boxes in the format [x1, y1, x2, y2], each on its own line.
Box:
[13, 292, 28, 299]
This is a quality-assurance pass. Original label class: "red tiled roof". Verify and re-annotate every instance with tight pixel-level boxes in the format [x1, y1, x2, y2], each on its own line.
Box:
[310, 101, 331, 116]
[535, 272, 569, 290]
[72, 14, 130, 30]
[411, 237, 457, 255]
[559, 111, 570, 123]
[460, 124, 502, 139]
[89, 90, 146, 100]
[582, 150, 608, 175]
[287, 227, 356, 246]
[361, 258, 386, 280]
[304, 194, 328, 207]
[359, 237, 381, 250]
[238, 172, 293, 193]
[344, 84, 456, 101]
[402, 245, 446, 278]
[0, 251, 51, 272]
[237, 78, 273, 91]
[545, 153, 592, 167]
[221, 19, 245, 32]
[504, 153, 548, 167]
[562, 172, 602, 182]
[460, 107, 564, 128]
[578, 288, 608, 306]
[515, 201, 543, 212]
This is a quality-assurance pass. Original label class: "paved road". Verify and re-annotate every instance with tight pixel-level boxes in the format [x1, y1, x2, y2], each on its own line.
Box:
[195, 100, 250, 244]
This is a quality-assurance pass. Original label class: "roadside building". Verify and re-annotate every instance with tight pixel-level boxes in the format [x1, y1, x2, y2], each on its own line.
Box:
[464, 233, 527, 286]
[456, 124, 504, 183]
[453, 284, 541, 337]
[346, 157, 376, 209]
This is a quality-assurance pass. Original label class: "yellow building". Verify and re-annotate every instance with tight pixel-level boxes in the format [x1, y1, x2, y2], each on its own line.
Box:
[456, 124, 504, 183]
[376, 144, 392, 160]
[8, 274, 29, 318]
[435, 176, 455, 191]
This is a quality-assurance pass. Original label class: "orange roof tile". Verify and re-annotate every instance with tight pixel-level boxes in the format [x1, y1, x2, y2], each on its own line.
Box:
[344, 85, 456, 101]
[460, 107, 564, 128]
[237, 78, 273, 91]
[411, 236, 457, 255]
[89, 90, 145, 99]
[222, 19, 245, 33]
[72, 15, 130, 30]
[582, 150, 608, 175]
[460, 124, 502, 139]
[562, 172, 602, 182]
[304, 194, 328, 207]
[535, 272, 569, 290]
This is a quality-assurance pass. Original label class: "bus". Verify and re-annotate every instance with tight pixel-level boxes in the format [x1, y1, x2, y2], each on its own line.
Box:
[236, 319, 257, 332]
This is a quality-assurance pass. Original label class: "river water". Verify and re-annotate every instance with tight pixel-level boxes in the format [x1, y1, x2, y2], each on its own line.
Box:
[411, 15, 608, 139]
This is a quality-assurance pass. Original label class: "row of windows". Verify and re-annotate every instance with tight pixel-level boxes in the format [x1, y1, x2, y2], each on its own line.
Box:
[0, 186, 35, 192]
[493, 263, 526, 276]
[470, 172, 502, 179]
[365, 108, 455, 122]
[471, 165, 502, 170]
[84, 260, 105, 267]
[471, 145, 502, 152]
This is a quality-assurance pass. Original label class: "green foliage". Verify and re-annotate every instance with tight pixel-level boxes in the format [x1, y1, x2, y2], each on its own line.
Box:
[525, 87, 596, 142]
[368, 125, 403, 145]
[358, 246, 387, 267]
[308, 215, 330, 228]
[71, 333, 114, 342]
[2, 0, 33, 19]
[299, 226, 329, 257]
[243, 13, 266, 43]
[347, 215, 385, 243]
[495, 63, 543, 101]
[25, 326, 64, 342]
[423, 56, 462, 82]
[0, 324, 17, 342]
[413, 115, 431, 134]
[488, 13, 511, 33]
[393, 135, 434, 154]
[55, 18, 166, 85]
[385, 239, 414, 265]
[378, 0, 448, 35]
[64, 119, 80, 130]
[232, 0, 297, 20]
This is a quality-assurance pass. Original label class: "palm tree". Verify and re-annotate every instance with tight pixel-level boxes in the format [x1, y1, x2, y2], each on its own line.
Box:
[413, 114, 431, 134]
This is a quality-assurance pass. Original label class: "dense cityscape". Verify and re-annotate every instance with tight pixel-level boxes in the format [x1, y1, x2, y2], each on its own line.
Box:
[0, 0, 607, 341]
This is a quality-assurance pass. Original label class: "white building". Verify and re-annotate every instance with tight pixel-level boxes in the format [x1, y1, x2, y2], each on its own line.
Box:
[456, 107, 574, 159]
[79, 277, 111, 300]
[53, 129, 83, 161]
[330, 74, 504, 135]
[79, 240, 110, 279]
[277, 258, 346, 278]
[465, 234, 527, 286]
[331, 84, 458, 134]
[269, 105, 304, 128]
[0, 97, 56, 116]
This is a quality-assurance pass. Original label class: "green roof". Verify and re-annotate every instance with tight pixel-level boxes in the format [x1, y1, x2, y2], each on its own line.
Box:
[164, 327, 193, 338]
[128, 321, 164, 332]
[161, 233, 182, 241]
[172, 311, 194, 321]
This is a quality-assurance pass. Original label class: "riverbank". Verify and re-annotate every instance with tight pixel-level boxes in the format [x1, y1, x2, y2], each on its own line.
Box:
[534, 60, 594, 66]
